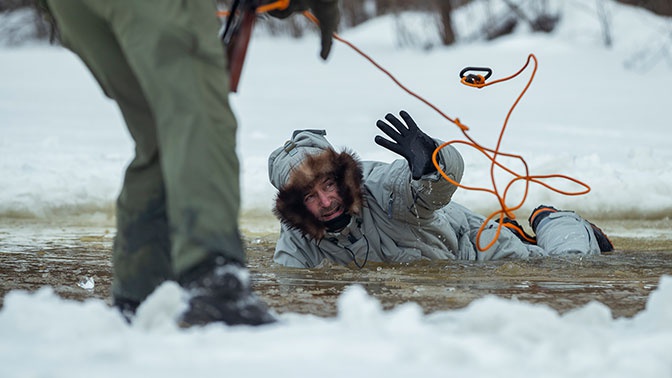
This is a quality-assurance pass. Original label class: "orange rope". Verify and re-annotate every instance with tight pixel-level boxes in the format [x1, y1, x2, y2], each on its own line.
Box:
[434, 55, 590, 251]
[302, 11, 591, 251]
[216, 0, 290, 17]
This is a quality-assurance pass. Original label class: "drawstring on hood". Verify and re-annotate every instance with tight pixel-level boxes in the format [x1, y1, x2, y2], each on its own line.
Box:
[268, 130, 364, 240]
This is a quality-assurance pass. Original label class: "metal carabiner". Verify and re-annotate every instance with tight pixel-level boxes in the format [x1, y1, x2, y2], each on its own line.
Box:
[459, 66, 493, 85]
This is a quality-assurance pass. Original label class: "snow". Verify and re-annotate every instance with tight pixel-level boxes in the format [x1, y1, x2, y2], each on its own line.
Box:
[1, 1, 672, 376]
[1, 279, 672, 377]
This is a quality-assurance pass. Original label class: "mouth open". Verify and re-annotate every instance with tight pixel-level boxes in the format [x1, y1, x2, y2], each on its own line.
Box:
[320, 205, 344, 222]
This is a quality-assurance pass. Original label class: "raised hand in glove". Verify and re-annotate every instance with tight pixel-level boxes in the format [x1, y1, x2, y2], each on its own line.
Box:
[375, 111, 438, 180]
[267, 0, 340, 60]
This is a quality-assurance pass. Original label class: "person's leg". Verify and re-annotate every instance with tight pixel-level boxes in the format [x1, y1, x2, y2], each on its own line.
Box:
[47, 0, 173, 310]
[101, 0, 272, 325]
[102, 0, 245, 276]
[529, 205, 613, 256]
[48, 0, 273, 325]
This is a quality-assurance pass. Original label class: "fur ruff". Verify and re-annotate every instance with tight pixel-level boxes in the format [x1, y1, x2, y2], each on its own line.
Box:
[274, 148, 363, 240]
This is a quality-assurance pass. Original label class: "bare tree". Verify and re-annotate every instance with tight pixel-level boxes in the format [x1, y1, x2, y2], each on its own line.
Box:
[374, 0, 434, 15]
[0, 0, 55, 44]
[5, 0, 672, 54]
[435, 0, 456, 45]
[342, 0, 375, 27]
[617, 0, 672, 17]
[501, 0, 559, 33]
[0, 0, 32, 12]
[596, 0, 613, 48]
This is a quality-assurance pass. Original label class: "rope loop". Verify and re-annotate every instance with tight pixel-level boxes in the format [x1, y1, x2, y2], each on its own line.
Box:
[299, 13, 591, 251]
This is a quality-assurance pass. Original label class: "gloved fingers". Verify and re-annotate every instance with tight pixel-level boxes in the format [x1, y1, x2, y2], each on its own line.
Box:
[309, 0, 339, 60]
[374, 135, 404, 156]
[384, 113, 411, 136]
[319, 30, 334, 60]
[267, 8, 294, 18]
[267, 0, 308, 19]
[268, 0, 338, 59]
[376, 119, 404, 144]
[399, 110, 420, 133]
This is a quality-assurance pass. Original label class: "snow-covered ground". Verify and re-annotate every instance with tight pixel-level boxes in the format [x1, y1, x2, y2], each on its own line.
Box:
[1, 1, 671, 376]
[1, 279, 671, 378]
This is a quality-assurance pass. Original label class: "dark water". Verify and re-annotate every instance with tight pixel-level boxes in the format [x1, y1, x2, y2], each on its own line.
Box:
[1, 219, 671, 318]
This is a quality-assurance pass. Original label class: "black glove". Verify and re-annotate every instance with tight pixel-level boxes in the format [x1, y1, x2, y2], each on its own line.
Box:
[375, 111, 438, 180]
[267, 0, 340, 60]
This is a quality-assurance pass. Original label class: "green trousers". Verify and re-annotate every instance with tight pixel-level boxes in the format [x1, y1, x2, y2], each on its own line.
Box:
[47, 0, 245, 303]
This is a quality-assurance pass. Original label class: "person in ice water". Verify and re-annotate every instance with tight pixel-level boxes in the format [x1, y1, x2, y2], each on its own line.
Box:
[39, 0, 340, 325]
[267, 110, 614, 268]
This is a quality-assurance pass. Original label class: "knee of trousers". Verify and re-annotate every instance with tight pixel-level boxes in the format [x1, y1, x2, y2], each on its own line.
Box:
[535, 212, 601, 256]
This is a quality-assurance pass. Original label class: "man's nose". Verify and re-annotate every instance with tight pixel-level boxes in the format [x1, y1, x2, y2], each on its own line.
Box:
[317, 190, 331, 207]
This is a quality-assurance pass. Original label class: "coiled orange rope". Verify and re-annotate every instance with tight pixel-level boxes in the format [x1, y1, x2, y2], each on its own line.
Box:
[436, 54, 591, 251]
[302, 11, 591, 251]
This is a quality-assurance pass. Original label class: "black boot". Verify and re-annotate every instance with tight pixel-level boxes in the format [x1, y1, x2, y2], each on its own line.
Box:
[178, 257, 276, 327]
[113, 296, 140, 324]
[587, 222, 615, 252]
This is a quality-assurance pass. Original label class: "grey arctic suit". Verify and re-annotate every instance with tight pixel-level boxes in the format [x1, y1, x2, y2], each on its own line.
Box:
[268, 130, 604, 269]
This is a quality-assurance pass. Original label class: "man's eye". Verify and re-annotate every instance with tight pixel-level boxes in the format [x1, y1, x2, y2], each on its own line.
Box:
[304, 194, 315, 203]
[324, 180, 335, 191]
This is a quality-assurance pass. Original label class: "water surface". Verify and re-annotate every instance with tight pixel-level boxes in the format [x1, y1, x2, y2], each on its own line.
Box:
[1, 219, 670, 318]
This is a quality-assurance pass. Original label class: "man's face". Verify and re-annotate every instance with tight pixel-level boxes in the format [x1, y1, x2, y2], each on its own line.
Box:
[303, 176, 344, 222]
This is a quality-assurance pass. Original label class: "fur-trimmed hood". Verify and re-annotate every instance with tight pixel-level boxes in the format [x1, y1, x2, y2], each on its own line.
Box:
[268, 130, 364, 240]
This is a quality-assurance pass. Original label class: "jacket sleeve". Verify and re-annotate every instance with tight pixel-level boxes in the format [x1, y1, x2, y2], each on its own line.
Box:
[364, 140, 464, 222]
[273, 224, 325, 268]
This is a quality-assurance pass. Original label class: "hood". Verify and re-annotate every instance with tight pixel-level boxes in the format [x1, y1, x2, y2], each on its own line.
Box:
[268, 130, 364, 240]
